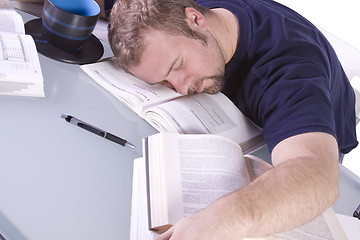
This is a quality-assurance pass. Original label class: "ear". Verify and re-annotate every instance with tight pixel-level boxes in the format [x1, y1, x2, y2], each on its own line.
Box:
[184, 7, 208, 30]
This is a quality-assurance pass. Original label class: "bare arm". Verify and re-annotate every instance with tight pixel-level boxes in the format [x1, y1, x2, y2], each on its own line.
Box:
[156, 132, 339, 239]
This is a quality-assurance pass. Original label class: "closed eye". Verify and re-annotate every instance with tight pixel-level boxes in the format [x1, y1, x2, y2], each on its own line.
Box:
[173, 58, 185, 71]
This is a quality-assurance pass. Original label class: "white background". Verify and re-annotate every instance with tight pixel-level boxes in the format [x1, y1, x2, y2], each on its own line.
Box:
[276, 0, 360, 176]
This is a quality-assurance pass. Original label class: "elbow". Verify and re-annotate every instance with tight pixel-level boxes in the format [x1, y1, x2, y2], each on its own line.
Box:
[316, 173, 339, 212]
[313, 153, 340, 209]
[321, 144, 340, 207]
[330, 156, 340, 206]
[329, 182, 339, 207]
[324, 162, 340, 208]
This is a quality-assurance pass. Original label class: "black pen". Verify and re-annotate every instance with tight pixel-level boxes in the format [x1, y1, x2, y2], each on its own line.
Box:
[61, 114, 135, 149]
[0, 233, 6, 240]
[354, 204, 360, 220]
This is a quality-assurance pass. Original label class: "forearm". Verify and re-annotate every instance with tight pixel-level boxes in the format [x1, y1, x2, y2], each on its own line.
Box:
[156, 133, 340, 240]
[219, 156, 338, 237]
[206, 132, 340, 238]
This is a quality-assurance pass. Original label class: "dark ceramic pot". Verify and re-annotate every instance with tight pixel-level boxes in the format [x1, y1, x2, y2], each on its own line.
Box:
[42, 0, 100, 52]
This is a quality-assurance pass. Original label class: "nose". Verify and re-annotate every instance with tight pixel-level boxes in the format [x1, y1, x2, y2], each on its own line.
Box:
[167, 73, 191, 95]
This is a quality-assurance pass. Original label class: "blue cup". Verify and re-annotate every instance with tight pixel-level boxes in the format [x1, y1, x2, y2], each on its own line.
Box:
[42, 0, 100, 52]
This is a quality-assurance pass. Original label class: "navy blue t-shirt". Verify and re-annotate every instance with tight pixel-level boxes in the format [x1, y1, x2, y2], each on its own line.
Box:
[107, 0, 358, 154]
[196, 0, 357, 154]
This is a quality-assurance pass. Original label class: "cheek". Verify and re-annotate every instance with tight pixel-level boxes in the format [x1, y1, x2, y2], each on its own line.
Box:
[195, 50, 220, 73]
[186, 58, 207, 75]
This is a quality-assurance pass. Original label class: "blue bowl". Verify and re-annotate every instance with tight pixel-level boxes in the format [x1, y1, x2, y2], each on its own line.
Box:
[42, 0, 100, 52]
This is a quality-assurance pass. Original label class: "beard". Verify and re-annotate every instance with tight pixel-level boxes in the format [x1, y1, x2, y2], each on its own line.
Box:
[185, 30, 226, 95]
[187, 72, 225, 95]
[203, 74, 225, 94]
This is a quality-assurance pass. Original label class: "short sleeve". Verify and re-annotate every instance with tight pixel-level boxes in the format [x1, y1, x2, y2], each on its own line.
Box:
[255, 61, 337, 152]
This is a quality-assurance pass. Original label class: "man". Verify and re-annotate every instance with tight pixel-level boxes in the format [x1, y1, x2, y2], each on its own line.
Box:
[106, 0, 358, 239]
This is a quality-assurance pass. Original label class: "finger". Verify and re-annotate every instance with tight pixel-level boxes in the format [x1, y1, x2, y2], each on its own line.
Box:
[154, 227, 174, 240]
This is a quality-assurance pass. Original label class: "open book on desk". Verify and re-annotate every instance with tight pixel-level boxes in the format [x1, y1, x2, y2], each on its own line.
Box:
[0, 7, 44, 97]
[130, 132, 347, 239]
[81, 60, 264, 154]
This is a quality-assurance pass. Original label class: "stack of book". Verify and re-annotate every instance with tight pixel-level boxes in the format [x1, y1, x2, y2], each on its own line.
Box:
[0, 5, 45, 97]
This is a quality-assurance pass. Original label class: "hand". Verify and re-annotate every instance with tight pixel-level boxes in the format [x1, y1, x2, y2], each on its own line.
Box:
[154, 216, 216, 240]
[154, 206, 245, 240]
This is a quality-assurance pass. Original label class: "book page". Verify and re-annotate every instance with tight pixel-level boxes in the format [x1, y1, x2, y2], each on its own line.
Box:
[145, 93, 237, 134]
[244, 155, 272, 181]
[336, 213, 360, 240]
[145, 134, 177, 230]
[145, 92, 263, 149]
[0, 32, 44, 97]
[250, 208, 345, 240]
[322, 208, 347, 240]
[130, 158, 160, 240]
[0, 33, 43, 81]
[0, 9, 25, 34]
[270, 215, 335, 239]
[0, 81, 43, 97]
[176, 134, 251, 216]
[146, 133, 251, 228]
[80, 60, 182, 115]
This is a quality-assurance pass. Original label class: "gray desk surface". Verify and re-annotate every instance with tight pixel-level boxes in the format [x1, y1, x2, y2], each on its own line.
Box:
[0, 10, 359, 240]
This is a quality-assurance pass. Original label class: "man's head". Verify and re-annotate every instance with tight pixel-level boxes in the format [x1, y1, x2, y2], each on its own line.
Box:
[108, 0, 226, 95]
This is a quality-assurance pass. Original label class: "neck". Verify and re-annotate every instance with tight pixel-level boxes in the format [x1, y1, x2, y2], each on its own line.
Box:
[207, 8, 239, 63]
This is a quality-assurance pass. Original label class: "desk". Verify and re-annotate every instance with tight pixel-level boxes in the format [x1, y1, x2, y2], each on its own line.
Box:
[0, 10, 158, 240]
[0, 9, 359, 240]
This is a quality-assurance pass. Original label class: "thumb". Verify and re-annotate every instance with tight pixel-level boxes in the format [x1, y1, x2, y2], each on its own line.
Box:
[154, 226, 175, 240]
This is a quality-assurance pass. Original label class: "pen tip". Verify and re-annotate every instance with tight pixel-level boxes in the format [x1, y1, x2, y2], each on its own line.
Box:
[126, 142, 136, 149]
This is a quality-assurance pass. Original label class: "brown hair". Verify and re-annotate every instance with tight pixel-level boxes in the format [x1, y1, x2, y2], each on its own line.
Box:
[108, 0, 210, 71]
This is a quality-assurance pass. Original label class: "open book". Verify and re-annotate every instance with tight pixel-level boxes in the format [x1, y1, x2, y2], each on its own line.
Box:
[130, 132, 347, 239]
[0, 5, 45, 97]
[81, 60, 264, 154]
